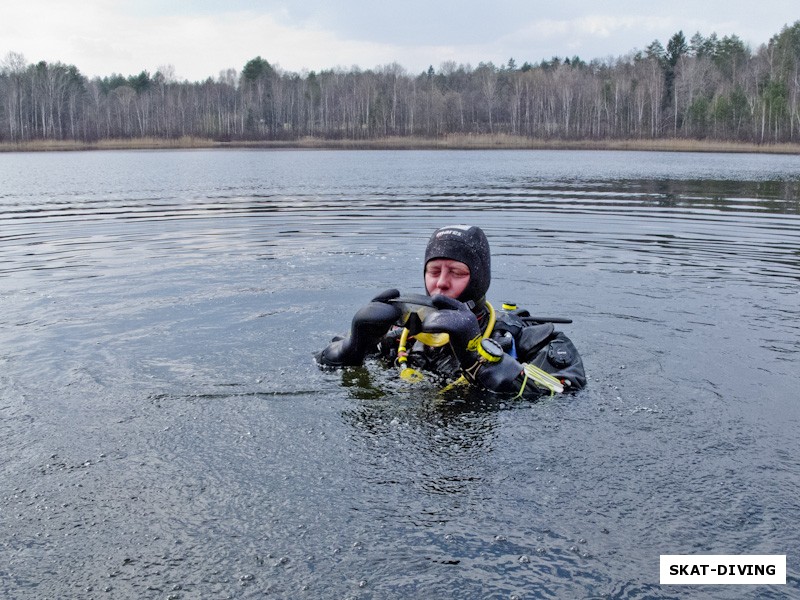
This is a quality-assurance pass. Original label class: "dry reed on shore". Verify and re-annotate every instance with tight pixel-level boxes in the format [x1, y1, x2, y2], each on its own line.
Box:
[2, 134, 799, 154]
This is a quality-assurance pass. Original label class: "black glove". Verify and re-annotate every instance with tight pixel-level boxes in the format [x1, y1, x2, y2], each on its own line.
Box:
[422, 295, 525, 394]
[317, 289, 402, 367]
[420, 295, 482, 365]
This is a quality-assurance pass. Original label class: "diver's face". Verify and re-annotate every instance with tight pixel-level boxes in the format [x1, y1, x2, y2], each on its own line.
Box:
[425, 259, 471, 299]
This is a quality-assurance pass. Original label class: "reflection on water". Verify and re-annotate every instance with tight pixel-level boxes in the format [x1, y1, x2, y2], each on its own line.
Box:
[1, 149, 799, 599]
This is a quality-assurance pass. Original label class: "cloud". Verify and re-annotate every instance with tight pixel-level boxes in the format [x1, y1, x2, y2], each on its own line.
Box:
[575, 15, 671, 37]
[2, 1, 442, 80]
[1, 1, 795, 81]
[503, 15, 677, 48]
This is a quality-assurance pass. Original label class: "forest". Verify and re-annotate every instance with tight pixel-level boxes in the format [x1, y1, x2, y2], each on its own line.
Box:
[2, 21, 800, 145]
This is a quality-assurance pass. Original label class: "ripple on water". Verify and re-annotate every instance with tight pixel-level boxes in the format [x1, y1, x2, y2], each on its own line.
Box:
[2, 149, 799, 599]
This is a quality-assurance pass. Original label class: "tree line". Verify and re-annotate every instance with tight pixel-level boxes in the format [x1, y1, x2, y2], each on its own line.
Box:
[2, 21, 800, 144]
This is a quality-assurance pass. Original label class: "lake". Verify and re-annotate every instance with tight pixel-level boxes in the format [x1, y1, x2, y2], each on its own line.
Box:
[1, 148, 799, 599]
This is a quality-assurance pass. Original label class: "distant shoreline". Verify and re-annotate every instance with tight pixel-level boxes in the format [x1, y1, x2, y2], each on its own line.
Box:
[2, 134, 799, 155]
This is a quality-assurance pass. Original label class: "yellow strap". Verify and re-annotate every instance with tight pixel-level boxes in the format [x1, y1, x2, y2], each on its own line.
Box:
[514, 371, 529, 399]
[414, 332, 450, 347]
[522, 363, 563, 395]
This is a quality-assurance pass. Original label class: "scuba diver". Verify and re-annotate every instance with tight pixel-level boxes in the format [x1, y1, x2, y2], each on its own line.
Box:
[315, 225, 586, 399]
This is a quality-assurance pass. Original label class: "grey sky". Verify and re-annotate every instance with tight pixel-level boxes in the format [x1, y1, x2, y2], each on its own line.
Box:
[2, 1, 797, 80]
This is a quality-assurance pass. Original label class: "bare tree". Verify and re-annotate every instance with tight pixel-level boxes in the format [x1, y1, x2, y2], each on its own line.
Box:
[2, 21, 800, 145]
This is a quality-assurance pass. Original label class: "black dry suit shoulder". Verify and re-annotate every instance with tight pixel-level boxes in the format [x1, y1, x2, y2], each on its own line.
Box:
[516, 323, 555, 357]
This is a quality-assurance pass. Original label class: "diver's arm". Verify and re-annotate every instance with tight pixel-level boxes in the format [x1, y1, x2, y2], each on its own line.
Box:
[466, 352, 528, 394]
[316, 289, 402, 367]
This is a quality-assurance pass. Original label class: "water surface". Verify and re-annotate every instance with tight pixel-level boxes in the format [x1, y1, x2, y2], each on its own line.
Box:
[1, 149, 799, 599]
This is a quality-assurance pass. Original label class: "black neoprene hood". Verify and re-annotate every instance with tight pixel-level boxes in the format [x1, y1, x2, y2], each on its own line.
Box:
[424, 225, 491, 304]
